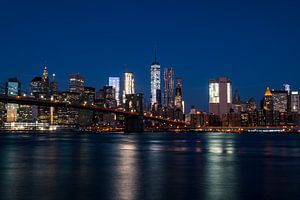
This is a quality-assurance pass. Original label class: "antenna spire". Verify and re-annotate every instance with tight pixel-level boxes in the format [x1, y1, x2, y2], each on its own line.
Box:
[154, 47, 157, 63]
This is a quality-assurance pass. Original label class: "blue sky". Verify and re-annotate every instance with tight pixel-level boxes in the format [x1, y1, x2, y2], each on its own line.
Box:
[1, 0, 300, 111]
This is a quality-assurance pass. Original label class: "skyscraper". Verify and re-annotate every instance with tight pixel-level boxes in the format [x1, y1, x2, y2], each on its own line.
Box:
[41, 66, 50, 97]
[5, 78, 21, 122]
[50, 73, 58, 98]
[123, 72, 135, 103]
[69, 74, 85, 95]
[109, 77, 120, 106]
[271, 89, 288, 113]
[175, 77, 183, 110]
[262, 87, 274, 125]
[150, 51, 161, 106]
[209, 77, 232, 116]
[163, 68, 174, 108]
[290, 91, 300, 113]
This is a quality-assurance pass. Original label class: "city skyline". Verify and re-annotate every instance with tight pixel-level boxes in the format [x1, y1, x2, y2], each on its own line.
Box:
[1, 0, 300, 111]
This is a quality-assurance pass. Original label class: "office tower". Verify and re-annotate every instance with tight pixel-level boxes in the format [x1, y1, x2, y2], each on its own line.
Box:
[150, 51, 161, 106]
[231, 89, 247, 113]
[246, 97, 257, 112]
[262, 87, 274, 126]
[271, 89, 288, 113]
[30, 77, 43, 98]
[175, 77, 183, 110]
[109, 77, 120, 106]
[83, 87, 95, 105]
[123, 72, 135, 103]
[50, 73, 58, 97]
[290, 91, 299, 113]
[262, 87, 273, 111]
[163, 68, 174, 108]
[5, 78, 21, 122]
[233, 89, 241, 104]
[41, 66, 50, 96]
[69, 74, 85, 95]
[209, 77, 232, 116]
[78, 87, 95, 126]
[57, 91, 81, 125]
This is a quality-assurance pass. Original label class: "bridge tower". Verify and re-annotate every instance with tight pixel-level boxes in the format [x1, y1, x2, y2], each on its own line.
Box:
[124, 93, 144, 133]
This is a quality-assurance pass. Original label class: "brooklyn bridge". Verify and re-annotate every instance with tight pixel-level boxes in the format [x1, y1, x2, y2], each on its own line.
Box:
[0, 94, 189, 132]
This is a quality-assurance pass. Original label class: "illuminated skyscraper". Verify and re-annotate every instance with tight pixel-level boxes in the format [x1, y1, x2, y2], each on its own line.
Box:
[69, 74, 85, 95]
[50, 73, 58, 98]
[41, 66, 50, 97]
[5, 78, 21, 122]
[123, 72, 135, 103]
[209, 77, 232, 116]
[150, 51, 161, 106]
[262, 87, 274, 126]
[271, 89, 288, 113]
[290, 91, 300, 113]
[262, 87, 273, 111]
[109, 77, 120, 106]
[175, 77, 183, 110]
[163, 68, 174, 108]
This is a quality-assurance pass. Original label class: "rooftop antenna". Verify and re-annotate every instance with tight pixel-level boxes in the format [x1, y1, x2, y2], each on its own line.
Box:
[154, 47, 157, 63]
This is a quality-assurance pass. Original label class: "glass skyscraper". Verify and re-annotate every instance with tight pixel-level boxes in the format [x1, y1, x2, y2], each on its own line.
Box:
[123, 72, 135, 104]
[109, 77, 120, 106]
[150, 53, 161, 106]
[163, 68, 174, 108]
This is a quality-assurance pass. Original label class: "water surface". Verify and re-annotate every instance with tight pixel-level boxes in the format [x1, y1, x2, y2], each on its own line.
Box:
[0, 132, 300, 200]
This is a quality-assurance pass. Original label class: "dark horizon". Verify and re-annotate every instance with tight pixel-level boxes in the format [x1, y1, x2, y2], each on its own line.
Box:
[1, 0, 300, 111]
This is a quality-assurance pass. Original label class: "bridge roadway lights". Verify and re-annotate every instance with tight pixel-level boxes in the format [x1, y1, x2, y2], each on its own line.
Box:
[125, 115, 144, 133]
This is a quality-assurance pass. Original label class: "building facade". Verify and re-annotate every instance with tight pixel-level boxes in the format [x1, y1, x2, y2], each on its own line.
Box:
[5, 78, 21, 122]
[109, 77, 120, 106]
[209, 77, 232, 116]
[150, 55, 161, 106]
[123, 72, 135, 104]
[69, 74, 85, 95]
[163, 68, 174, 108]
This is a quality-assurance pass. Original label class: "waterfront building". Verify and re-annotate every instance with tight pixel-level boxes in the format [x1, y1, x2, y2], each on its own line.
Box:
[189, 107, 209, 128]
[5, 78, 21, 122]
[18, 104, 33, 122]
[109, 77, 120, 106]
[58, 91, 81, 125]
[0, 102, 6, 127]
[69, 74, 85, 95]
[163, 68, 174, 108]
[209, 77, 232, 116]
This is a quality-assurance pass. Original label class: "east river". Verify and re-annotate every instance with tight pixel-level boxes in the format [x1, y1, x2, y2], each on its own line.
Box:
[0, 132, 300, 200]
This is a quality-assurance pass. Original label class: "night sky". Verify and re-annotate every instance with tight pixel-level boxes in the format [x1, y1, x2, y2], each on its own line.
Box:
[1, 0, 300, 111]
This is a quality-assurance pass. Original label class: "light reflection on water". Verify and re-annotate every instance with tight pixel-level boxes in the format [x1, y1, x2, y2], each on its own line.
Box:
[0, 133, 300, 200]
